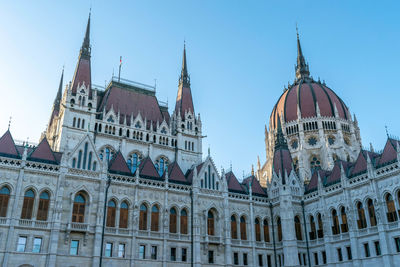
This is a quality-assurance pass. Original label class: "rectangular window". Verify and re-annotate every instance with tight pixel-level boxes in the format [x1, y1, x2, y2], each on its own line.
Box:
[208, 250, 214, 264]
[346, 246, 352, 260]
[364, 243, 370, 257]
[298, 253, 302, 265]
[395, 237, 400, 252]
[139, 245, 146, 259]
[314, 252, 319, 265]
[374, 241, 381, 256]
[258, 254, 263, 266]
[181, 248, 187, 262]
[17, 236, 27, 252]
[322, 251, 327, 264]
[32, 237, 42, 253]
[105, 242, 113, 257]
[278, 254, 282, 267]
[267, 255, 272, 267]
[243, 253, 248, 265]
[70, 240, 79, 255]
[151, 246, 157, 260]
[337, 247, 343, 262]
[118, 244, 125, 258]
[171, 247, 176, 261]
[303, 253, 306, 266]
[233, 252, 239, 265]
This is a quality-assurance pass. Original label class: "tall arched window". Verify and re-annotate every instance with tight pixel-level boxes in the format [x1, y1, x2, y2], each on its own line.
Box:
[180, 209, 188, 234]
[294, 216, 302, 240]
[231, 215, 238, 239]
[72, 193, 86, 223]
[106, 200, 116, 227]
[317, 213, 324, 238]
[207, 210, 215, 236]
[340, 207, 348, 233]
[21, 189, 35, 219]
[255, 218, 261, 241]
[151, 205, 159, 231]
[277, 217, 282, 242]
[119, 201, 128, 228]
[37, 191, 50, 221]
[263, 219, 270, 242]
[127, 153, 142, 174]
[309, 215, 316, 240]
[0, 186, 10, 217]
[155, 157, 168, 176]
[357, 202, 367, 229]
[99, 147, 115, 163]
[367, 199, 377, 227]
[77, 150, 82, 169]
[169, 207, 177, 233]
[240, 216, 247, 240]
[332, 209, 340, 235]
[139, 204, 148, 230]
[386, 194, 397, 222]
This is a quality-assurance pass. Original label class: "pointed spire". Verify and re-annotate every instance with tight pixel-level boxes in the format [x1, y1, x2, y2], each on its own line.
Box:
[295, 26, 310, 81]
[275, 115, 288, 150]
[179, 42, 190, 87]
[81, 12, 91, 58]
[54, 67, 64, 107]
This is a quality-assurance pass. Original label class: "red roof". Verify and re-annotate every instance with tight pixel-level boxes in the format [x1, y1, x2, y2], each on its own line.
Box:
[166, 162, 188, 184]
[242, 176, 267, 197]
[139, 157, 160, 179]
[273, 148, 293, 178]
[108, 151, 132, 176]
[71, 55, 91, 97]
[28, 137, 58, 164]
[377, 138, 399, 166]
[0, 130, 20, 158]
[324, 161, 350, 186]
[306, 170, 330, 192]
[225, 171, 246, 193]
[185, 162, 204, 184]
[175, 85, 195, 119]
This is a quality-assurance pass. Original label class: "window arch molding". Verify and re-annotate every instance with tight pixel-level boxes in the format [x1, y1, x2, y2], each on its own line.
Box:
[139, 202, 150, 230]
[239, 214, 248, 240]
[169, 206, 178, 233]
[37, 189, 52, 221]
[106, 198, 118, 227]
[207, 207, 218, 236]
[230, 214, 239, 239]
[0, 184, 12, 218]
[180, 206, 189, 235]
[71, 190, 90, 223]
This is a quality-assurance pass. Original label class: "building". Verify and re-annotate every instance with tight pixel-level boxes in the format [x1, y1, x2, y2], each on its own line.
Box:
[0, 14, 399, 267]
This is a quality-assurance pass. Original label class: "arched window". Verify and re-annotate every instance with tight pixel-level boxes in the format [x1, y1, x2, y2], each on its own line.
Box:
[317, 213, 324, 238]
[106, 200, 116, 227]
[99, 147, 115, 163]
[72, 158, 76, 168]
[73, 117, 76, 127]
[255, 218, 261, 241]
[180, 209, 188, 234]
[309, 215, 316, 240]
[77, 150, 82, 169]
[340, 207, 348, 233]
[169, 207, 177, 233]
[231, 215, 238, 239]
[119, 201, 128, 229]
[0, 186, 10, 217]
[332, 209, 340, 235]
[310, 155, 321, 171]
[127, 153, 142, 174]
[155, 157, 168, 177]
[81, 119, 85, 129]
[151, 205, 159, 231]
[386, 193, 397, 222]
[207, 210, 215, 236]
[88, 152, 92, 170]
[277, 217, 282, 242]
[367, 199, 377, 227]
[263, 219, 270, 242]
[77, 118, 80, 128]
[139, 204, 148, 230]
[357, 202, 367, 229]
[294, 216, 302, 240]
[36, 191, 50, 221]
[72, 193, 86, 223]
[21, 189, 35, 219]
[240, 216, 247, 240]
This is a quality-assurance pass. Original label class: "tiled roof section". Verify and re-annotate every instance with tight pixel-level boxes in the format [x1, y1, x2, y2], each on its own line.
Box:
[185, 162, 204, 183]
[28, 137, 58, 164]
[324, 161, 350, 186]
[306, 169, 329, 193]
[0, 130, 20, 158]
[273, 148, 293, 178]
[166, 162, 188, 184]
[175, 85, 195, 119]
[71, 56, 91, 97]
[108, 151, 132, 176]
[377, 138, 399, 167]
[242, 176, 267, 197]
[351, 150, 380, 176]
[139, 157, 160, 180]
[225, 171, 246, 194]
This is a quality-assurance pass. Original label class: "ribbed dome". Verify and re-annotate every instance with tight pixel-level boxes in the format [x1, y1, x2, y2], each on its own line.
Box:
[270, 79, 350, 129]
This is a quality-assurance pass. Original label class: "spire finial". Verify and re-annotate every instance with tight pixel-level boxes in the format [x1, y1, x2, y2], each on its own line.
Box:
[275, 115, 288, 149]
[385, 125, 389, 138]
[295, 25, 310, 81]
[81, 12, 91, 58]
[8, 116, 12, 130]
[179, 41, 190, 87]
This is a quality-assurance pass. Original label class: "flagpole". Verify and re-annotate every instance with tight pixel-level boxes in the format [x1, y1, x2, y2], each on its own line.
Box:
[118, 56, 122, 82]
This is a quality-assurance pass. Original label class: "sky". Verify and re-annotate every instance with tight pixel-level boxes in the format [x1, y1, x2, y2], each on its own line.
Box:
[0, 1, 399, 180]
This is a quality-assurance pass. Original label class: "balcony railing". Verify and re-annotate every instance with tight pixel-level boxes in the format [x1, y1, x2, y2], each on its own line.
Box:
[19, 219, 48, 229]
[70, 222, 88, 231]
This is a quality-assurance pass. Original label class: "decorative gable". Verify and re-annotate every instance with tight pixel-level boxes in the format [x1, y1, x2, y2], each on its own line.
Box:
[28, 137, 58, 164]
[69, 135, 100, 171]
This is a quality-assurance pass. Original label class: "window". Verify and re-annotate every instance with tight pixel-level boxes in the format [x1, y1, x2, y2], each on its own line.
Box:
[0, 186, 10, 217]
[309, 215, 316, 240]
[298, 254, 302, 265]
[73, 117, 76, 127]
[105, 242, 113, 257]
[127, 153, 141, 174]
[357, 202, 367, 229]
[17, 236, 27, 252]
[70, 240, 79, 255]
[310, 155, 321, 170]
[72, 193, 85, 223]
[277, 217, 282, 241]
[243, 253, 248, 265]
[331, 209, 340, 235]
[171, 247, 176, 261]
[340, 207, 348, 233]
[180, 209, 188, 234]
[395, 237, 400, 253]
[139, 204, 148, 230]
[386, 193, 398, 222]
[151, 245, 157, 260]
[119, 201, 128, 228]
[106, 200, 116, 227]
[303, 254, 306, 266]
[337, 248, 343, 261]
[255, 218, 261, 241]
[263, 219, 270, 242]
[267, 255, 272, 267]
[208, 210, 215, 236]
[233, 252, 239, 265]
[240, 216, 247, 240]
[32, 237, 42, 253]
[313, 252, 319, 266]
[208, 250, 214, 264]
[346, 246, 352, 260]
[21, 189, 35, 219]
[322, 251, 327, 264]
[170, 207, 177, 233]
[364, 243, 370, 257]
[139, 245, 146, 259]
[99, 147, 115, 163]
[294, 216, 302, 240]
[374, 241, 381, 256]
[155, 157, 168, 176]
[317, 213, 324, 238]
[118, 244, 125, 258]
[181, 248, 187, 262]
[258, 254, 263, 266]
[367, 199, 377, 226]
[151, 205, 159, 231]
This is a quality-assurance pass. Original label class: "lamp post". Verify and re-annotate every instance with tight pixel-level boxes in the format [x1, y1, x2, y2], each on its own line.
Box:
[99, 176, 111, 267]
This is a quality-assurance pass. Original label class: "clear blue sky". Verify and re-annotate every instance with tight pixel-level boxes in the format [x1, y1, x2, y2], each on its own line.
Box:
[0, 1, 399, 179]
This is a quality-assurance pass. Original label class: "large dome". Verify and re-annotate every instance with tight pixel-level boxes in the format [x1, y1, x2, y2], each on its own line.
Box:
[270, 79, 350, 129]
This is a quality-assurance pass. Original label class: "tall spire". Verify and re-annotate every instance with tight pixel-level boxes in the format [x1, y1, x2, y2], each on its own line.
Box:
[175, 42, 194, 119]
[275, 115, 288, 150]
[81, 12, 91, 58]
[54, 67, 64, 107]
[179, 42, 190, 87]
[295, 26, 310, 81]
